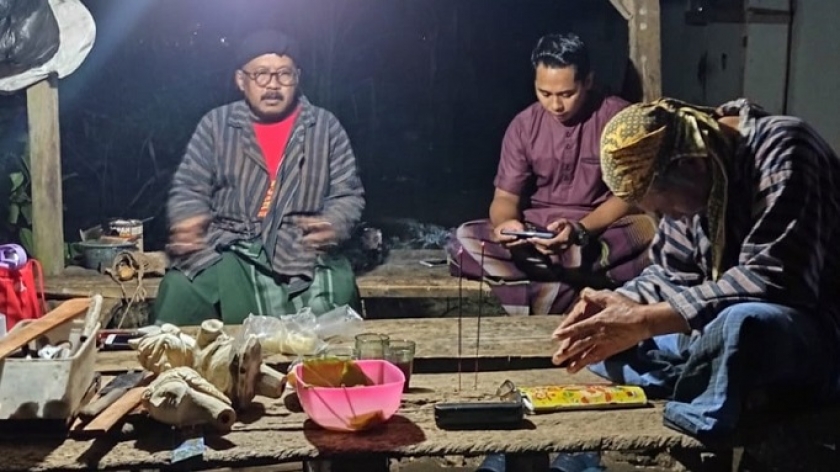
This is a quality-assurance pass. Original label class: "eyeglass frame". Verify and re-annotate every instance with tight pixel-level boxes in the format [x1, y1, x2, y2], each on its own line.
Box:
[239, 67, 300, 87]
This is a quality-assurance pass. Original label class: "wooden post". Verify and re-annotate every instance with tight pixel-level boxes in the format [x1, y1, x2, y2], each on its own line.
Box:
[26, 75, 65, 276]
[612, 0, 662, 102]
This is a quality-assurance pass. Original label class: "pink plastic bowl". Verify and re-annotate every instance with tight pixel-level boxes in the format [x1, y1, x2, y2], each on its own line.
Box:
[293, 359, 406, 432]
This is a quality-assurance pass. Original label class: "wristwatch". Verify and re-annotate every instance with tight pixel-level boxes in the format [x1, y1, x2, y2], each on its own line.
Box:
[569, 221, 591, 247]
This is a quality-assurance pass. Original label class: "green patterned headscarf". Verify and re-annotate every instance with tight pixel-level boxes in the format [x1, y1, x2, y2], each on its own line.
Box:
[599, 98, 730, 280]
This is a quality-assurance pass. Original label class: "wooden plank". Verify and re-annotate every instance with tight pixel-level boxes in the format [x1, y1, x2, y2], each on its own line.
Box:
[16, 368, 826, 470]
[43, 250, 485, 300]
[0, 297, 90, 361]
[0, 369, 710, 472]
[608, 0, 632, 20]
[95, 316, 564, 373]
[43, 272, 485, 300]
[81, 384, 147, 435]
[623, 0, 662, 102]
[205, 466, 303, 472]
[360, 275, 483, 298]
[26, 75, 65, 276]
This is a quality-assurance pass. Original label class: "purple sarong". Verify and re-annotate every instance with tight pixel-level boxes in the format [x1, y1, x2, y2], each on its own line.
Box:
[447, 215, 655, 315]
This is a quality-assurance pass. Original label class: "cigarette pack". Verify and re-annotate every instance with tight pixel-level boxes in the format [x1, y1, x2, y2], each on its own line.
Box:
[517, 384, 649, 414]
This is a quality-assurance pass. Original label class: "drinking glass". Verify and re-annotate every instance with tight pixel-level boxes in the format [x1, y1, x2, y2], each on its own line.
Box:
[354, 333, 390, 360]
[387, 339, 416, 392]
[322, 345, 357, 361]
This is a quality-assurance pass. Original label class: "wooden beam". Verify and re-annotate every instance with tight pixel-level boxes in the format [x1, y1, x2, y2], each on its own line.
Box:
[621, 0, 663, 103]
[26, 75, 65, 275]
[608, 0, 632, 20]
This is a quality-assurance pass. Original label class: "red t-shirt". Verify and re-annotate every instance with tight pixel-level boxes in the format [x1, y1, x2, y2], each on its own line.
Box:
[253, 106, 301, 218]
[253, 105, 301, 178]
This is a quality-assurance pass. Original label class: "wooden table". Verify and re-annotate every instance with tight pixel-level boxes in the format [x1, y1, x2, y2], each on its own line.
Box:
[0, 369, 705, 472]
[1, 316, 835, 472]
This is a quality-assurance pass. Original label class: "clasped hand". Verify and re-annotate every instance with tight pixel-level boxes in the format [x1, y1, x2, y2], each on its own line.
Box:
[297, 216, 337, 252]
[166, 215, 338, 256]
[551, 288, 651, 373]
[167, 215, 210, 256]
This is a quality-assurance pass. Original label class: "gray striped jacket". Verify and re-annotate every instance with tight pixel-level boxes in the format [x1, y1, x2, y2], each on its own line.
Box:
[167, 96, 365, 280]
[618, 99, 840, 335]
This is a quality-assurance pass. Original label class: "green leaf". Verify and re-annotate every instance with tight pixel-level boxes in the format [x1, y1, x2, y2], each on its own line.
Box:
[64, 242, 83, 265]
[8, 203, 19, 225]
[9, 172, 24, 192]
[67, 242, 83, 258]
[19, 203, 32, 225]
[19, 228, 34, 255]
[17, 153, 30, 174]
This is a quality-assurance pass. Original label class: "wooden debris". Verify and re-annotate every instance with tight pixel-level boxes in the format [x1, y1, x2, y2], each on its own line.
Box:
[0, 297, 90, 361]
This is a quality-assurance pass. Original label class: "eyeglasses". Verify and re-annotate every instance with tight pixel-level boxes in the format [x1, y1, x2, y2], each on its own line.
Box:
[240, 68, 298, 87]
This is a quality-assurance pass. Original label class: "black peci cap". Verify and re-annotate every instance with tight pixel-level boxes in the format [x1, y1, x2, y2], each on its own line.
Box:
[235, 29, 300, 68]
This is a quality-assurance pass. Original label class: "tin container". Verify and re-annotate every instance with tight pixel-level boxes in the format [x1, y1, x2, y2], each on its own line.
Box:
[78, 240, 137, 272]
[109, 218, 144, 252]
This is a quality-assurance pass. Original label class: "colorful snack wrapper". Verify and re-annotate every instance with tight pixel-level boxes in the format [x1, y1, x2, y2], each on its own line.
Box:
[510, 382, 649, 414]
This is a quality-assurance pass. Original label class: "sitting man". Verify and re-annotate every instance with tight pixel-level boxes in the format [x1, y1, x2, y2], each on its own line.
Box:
[152, 30, 365, 326]
[449, 33, 655, 316]
[554, 98, 840, 445]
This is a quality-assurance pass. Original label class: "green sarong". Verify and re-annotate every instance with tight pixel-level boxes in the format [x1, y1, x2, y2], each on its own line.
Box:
[151, 242, 361, 326]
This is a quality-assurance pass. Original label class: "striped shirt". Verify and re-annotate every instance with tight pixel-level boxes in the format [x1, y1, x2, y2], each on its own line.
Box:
[618, 99, 840, 334]
[167, 96, 365, 281]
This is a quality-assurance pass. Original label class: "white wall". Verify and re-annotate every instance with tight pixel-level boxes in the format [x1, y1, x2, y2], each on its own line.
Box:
[786, 0, 840, 152]
[660, 0, 745, 106]
[660, 0, 839, 152]
[743, 22, 789, 114]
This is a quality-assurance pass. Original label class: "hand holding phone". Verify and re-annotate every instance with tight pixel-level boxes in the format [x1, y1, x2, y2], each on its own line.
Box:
[500, 229, 557, 240]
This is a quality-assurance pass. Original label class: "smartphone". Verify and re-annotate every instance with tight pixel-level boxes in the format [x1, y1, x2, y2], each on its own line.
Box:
[500, 229, 557, 240]
[434, 401, 525, 430]
[97, 330, 144, 351]
[419, 258, 448, 267]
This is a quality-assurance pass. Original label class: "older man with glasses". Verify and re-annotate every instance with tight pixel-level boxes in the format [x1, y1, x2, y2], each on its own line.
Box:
[152, 29, 365, 326]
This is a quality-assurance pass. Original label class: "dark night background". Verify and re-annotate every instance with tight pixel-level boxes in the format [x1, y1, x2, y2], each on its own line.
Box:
[0, 0, 629, 254]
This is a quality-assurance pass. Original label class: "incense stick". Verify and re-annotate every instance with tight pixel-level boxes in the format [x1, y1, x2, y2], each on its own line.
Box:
[457, 246, 464, 392]
[475, 240, 485, 389]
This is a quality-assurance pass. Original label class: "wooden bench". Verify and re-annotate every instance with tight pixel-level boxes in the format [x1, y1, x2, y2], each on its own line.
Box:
[4, 316, 836, 472]
[43, 249, 484, 301]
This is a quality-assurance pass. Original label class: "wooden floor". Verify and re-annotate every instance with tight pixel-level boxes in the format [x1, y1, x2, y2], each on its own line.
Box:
[43, 249, 485, 301]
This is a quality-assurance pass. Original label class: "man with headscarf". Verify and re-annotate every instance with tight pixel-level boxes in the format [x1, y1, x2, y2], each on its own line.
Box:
[552, 97, 840, 442]
[152, 30, 365, 325]
[449, 33, 655, 318]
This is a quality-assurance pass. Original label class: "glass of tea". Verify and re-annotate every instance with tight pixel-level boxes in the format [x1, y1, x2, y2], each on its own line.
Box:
[387, 339, 416, 392]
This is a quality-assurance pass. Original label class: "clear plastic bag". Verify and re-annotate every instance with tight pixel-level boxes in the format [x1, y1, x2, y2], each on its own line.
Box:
[312, 305, 364, 340]
[238, 305, 364, 357]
